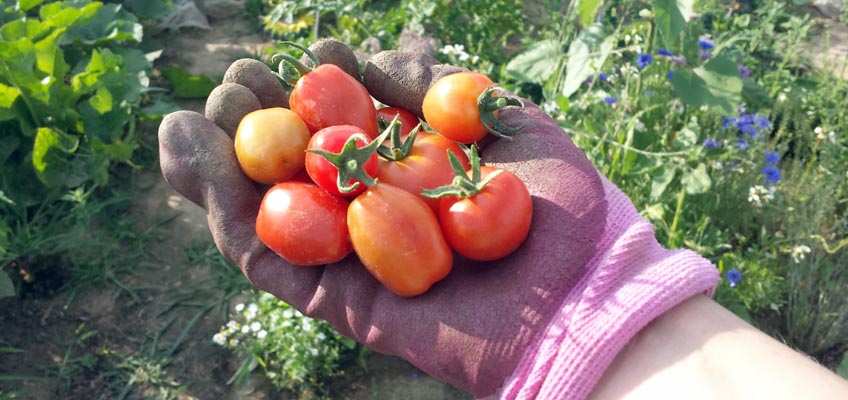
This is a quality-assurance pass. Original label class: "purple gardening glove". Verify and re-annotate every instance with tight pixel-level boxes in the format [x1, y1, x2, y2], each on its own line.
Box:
[158, 42, 719, 399]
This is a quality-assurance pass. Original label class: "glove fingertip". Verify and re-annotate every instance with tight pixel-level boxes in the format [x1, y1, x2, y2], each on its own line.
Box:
[223, 58, 289, 109]
[205, 83, 262, 138]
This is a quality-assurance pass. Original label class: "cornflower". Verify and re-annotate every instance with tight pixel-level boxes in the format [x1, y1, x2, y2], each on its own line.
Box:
[657, 48, 673, 56]
[725, 269, 742, 288]
[765, 150, 780, 164]
[603, 96, 618, 105]
[762, 165, 781, 185]
[636, 53, 653, 69]
[738, 64, 752, 78]
[703, 138, 720, 149]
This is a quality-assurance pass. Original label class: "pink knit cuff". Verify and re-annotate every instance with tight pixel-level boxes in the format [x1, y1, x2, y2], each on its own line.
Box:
[497, 175, 720, 399]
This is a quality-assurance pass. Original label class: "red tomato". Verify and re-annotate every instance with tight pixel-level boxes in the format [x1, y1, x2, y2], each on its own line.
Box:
[289, 63, 379, 139]
[305, 125, 378, 197]
[438, 166, 533, 261]
[348, 183, 452, 297]
[376, 106, 420, 136]
[422, 72, 495, 144]
[377, 131, 470, 212]
[234, 107, 310, 184]
[256, 181, 352, 266]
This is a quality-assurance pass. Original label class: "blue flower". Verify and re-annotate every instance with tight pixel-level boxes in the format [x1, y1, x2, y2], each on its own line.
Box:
[703, 138, 720, 149]
[763, 165, 781, 185]
[698, 38, 715, 50]
[725, 269, 742, 288]
[736, 137, 749, 150]
[765, 150, 780, 164]
[738, 64, 752, 78]
[754, 114, 771, 130]
[735, 114, 759, 138]
[603, 96, 618, 105]
[657, 48, 673, 56]
[411, 370, 422, 378]
[598, 72, 608, 82]
[636, 53, 653, 69]
[666, 70, 674, 80]
[721, 116, 736, 130]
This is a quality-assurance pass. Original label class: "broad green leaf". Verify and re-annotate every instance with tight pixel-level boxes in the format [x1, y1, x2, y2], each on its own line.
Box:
[650, 168, 675, 199]
[89, 87, 113, 114]
[0, 83, 22, 121]
[504, 40, 562, 84]
[0, 38, 51, 105]
[562, 23, 615, 98]
[653, 0, 694, 47]
[673, 126, 698, 149]
[19, 0, 46, 12]
[0, 135, 20, 165]
[681, 163, 711, 194]
[64, 3, 142, 46]
[0, 271, 14, 299]
[32, 127, 79, 186]
[161, 67, 216, 99]
[40, 1, 100, 30]
[671, 56, 743, 115]
[123, 0, 174, 19]
[34, 28, 67, 78]
[578, 0, 603, 26]
[92, 137, 135, 162]
[641, 203, 665, 222]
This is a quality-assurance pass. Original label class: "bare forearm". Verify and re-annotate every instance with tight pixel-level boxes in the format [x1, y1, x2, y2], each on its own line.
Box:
[589, 294, 848, 400]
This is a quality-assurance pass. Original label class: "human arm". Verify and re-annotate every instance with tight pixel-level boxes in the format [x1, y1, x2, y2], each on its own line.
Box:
[589, 294, 848, 400]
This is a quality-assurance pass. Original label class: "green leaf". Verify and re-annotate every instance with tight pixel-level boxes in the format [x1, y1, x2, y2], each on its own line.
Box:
[89, 87, 113, 114]
[0, 271, 14, 299]
[63, 3, 142, 46]
[562, 23, 615, 98]
[578, 0, 603, 26]
[641, 203, 666, 222]
[671, 56, 743, 115]
[123, 0, 174, 19]
[20, 0, 46, 12]
[653, 0, 694, 47]
[650, 168, 675, 199]
[32, 127, 79, 187]
[681, 163, 711, 194]
[504, 40, 562, 84]
[0, 134, 20, 165]
[161, 67, 216, 99]
[837, 351, 848, 379]
[0, 83, 22, 121]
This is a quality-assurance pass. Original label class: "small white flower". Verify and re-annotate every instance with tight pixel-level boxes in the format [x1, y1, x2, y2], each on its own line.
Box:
[229, 338, 239, 346]
[283, 309, 294, 319]
[748, 185, 774, 208]
[470, 55, 479, 64]
[227, 321, 239, 329]
[624, 34, 632, 44]
[250, 322, 262, 332]
[458, 52, 469, 61]
[791, 245, 811, 263]
[828, 131, 837, 144]
[316, 332, 326, 341]
[302, 319, 312, 331]
[257, 330, 268, 339]
[310, 348, 319, 357]
[777, 92, 787, 102]
[814, 126, 824, 136]
[235, 303, 245, 312]
[634, 119, 645, 132]
[241, 325, 250, 334]
[634, 34, 643, 43]
[542, 101, 558, 114]
[247, 303, 258, 313]
[213, 333, 227, 346]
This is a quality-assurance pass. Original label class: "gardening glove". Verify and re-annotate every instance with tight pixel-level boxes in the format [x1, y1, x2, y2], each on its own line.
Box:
[158, 42, 719, 399]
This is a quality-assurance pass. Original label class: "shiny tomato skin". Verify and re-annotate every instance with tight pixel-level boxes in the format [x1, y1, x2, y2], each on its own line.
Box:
[256, 181, 352, 266]
[438, 166, 533, 261]
[305, 125, 378, 197]
[348, 183, 452, 297]
[234, 107, 310, 184]
[376, 106, 420, 136]
[422, 72, 495, 144]
[289, 64, 379, 139]
[377, 131, 470, 212]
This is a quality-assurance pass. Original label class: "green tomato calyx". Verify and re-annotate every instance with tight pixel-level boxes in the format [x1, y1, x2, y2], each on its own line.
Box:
[308, 126, 392, 194]
[421, 145, 502, 199]
[376, 115, 422, 162]
[272, 41, 320, 86]
[477, 86, 524, 139]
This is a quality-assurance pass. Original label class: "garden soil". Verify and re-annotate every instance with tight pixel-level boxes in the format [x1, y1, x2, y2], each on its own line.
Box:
[2, 6, 846, 400]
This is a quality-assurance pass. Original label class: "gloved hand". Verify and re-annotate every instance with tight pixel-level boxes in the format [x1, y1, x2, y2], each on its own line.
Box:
[158, 41, 719, 399]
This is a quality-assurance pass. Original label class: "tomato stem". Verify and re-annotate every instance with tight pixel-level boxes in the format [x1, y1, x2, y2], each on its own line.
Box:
[376, 116, 421, 162]
[308, 126, 394, 193]
[477, 86, 524, 139]
[271, 41, 321, 85]
[421, 145, 502, 199]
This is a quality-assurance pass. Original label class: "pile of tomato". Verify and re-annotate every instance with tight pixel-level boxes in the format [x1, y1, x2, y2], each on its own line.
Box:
[232, 47, 533, 298]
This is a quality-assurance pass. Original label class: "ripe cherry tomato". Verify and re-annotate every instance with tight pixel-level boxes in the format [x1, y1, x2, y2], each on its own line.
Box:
[422, 71, 495, 144]
[234, 107, 310, 184]
[305, 125, 378, 197]
[256, 181, 352, 266]
[376, 106, 420, 136]
[377, 130, 470, 212]
[348, 183, 452, 297]
[289, 63, 380, 139]
[438, 166, 533, 261]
